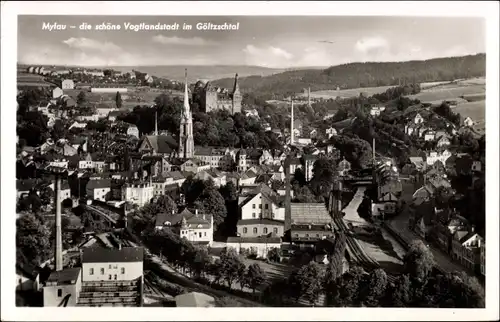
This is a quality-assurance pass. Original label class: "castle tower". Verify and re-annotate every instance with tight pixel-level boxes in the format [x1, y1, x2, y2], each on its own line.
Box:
[179, 69, 194, 159]
[231, 73, 242, 114]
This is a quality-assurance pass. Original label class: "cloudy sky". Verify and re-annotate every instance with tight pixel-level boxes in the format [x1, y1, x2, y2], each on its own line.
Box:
[18, 15, 485, 68]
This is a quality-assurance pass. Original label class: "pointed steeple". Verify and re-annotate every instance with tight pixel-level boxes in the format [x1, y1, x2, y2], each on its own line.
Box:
[183, 68, 190, 117]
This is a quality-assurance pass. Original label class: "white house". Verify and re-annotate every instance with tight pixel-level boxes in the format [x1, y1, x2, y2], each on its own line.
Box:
[414, 113, 424, 124]
[436, 136, 451, 148]
[122, 182, 154, 207]
[155, 209, 213, 245]
[226, 236, 281, 259]
[180, 159, 211, 173]
[69, 121, 87, 130]
[43, 267, 82, 307]
[239, 190, 285, 221]
[81, 247, 144, 282]
[426, 150, 452, 166]
[62, 79, 75, 90]
[325, 127, 337, 139]
[127, 125, 139, 139]
[86, 179, 111, 202]
[424, 130, 436, 141]
[52, 87, 63, 99]
[463, 117, 475, 127]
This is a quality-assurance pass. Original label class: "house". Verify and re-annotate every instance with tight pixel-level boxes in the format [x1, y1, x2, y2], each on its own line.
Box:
[413, 201, 435, 239]
[166, 171, 186, 187]
[238, 184, 285, 222]
[291, 223, 334, 246]
[58, 95, 76, 108]
[244, 109, 259, 118]
[409, 157, 426, 171]
[180, 159, 210, 173]
[463, 116, 475, 127]
[378, 180, 402, 200]
[69, 121, 87, 131]
[424, 130, 436, 141]
[122, 182, 154, 207]
[194, 170, 227, 187]
[52, 87, 63, 99]
[61, 79, 75, 90]
[95, 103, 116, 118]
[325, 127, 337, 139]
[194, 146, 236, 170]
[226, 236, 281, 259]
[155, 208, 213, 245]
[471, 160, 482, 173]
[237, 218, 285, 238]
[309, 129, 318, 139]
[138, 135, 178, 157]
[426, 150, 451, 166]
[288, 158, 303, 175]
[412, 184, 434, 206]
[43, 267, 82, 307]
[414, 113, 424, 124]
[16, 263, 40, 291]
[141, 155, 172, 178]
[436, 135, 450, 148]
[108, 111, 121, 122]
[127, 125, 139, 139]
[239, 169, 257, 186]
[451, 229, 483, 271]
[86, 179, 111, 201]
[175, 292, 215, 308]
[337, 158, 352, 177]
[302, 154, 317, 182]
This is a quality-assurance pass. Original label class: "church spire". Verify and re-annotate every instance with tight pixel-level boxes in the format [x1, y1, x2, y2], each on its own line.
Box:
[183, 68, 190, 117]
[290, 96, 294, 145]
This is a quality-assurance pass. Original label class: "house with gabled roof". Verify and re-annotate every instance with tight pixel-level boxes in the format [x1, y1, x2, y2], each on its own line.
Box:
[155, 208, 213, 245]
[451, 228, 483, 271]
[239, 169, 257, 186]
[138, 135, 178, 157]
[180, 159, 210, 173]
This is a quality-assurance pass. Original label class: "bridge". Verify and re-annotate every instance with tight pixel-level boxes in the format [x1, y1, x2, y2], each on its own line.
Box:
[83, 203, 119, 226]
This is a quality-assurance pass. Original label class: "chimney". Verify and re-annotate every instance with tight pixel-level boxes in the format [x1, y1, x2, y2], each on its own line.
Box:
[172, 209, 175, 215]
[54, 176, 63, 271]
[195, 209, 198, 215]
[284, 156, 292, 233]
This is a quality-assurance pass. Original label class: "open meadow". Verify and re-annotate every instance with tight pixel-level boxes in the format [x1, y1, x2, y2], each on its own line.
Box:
[309, 85, 395, 99]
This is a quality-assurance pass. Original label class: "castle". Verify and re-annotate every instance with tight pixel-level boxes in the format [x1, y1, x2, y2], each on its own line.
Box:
[194, 73, 242, 114]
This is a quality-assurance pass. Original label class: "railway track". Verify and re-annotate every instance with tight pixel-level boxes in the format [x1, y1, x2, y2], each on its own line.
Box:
[333, 216, 397, 284]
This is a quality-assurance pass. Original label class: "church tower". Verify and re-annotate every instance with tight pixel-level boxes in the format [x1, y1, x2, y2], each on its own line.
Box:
[231, 73, 242, 114]
[179, 69, 194, 159]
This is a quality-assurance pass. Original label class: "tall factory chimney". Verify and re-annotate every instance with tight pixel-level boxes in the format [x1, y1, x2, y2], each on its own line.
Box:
[54, 175, 63, 271]
[290, 97, 294, 145]
[308, 87, 311, 107]
[284, 155, 292, 236]
[154, 110, 158, 136]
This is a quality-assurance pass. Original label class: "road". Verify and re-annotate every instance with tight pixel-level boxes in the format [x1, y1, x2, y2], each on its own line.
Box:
[389, 203, 485, 290]
[342, 187, 368, 227]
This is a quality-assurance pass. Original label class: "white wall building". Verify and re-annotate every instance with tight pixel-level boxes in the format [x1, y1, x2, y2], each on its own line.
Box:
[62, 79, 75, 90]
[81, 247, 144, 282]
[122, 182, 154, 207]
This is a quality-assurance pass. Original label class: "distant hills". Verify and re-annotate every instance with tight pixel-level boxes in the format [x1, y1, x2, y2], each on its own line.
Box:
[211, 54, 486, 98]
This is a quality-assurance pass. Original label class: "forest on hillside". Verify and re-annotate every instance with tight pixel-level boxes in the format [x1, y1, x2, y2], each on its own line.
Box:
[212, 54, 486, 100]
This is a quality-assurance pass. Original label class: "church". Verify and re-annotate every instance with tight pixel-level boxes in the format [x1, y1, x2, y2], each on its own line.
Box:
[193, 73, 242, 115]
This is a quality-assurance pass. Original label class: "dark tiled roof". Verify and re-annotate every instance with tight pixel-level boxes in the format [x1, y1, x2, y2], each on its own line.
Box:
[46, 267, 81, 285]
[144, 135, 178, 154]
[227, 236, 281, 244]
[290, 203, 331, 224]
[17, 179, 36, 192]
[82, 247, 144, 263]
[86, 179, 111, 190]
[237, 219, 285, 226]
[167, 171, 185, 181]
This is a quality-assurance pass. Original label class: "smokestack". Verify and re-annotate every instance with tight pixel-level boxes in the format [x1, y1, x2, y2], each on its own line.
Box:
[284, 156, 292, 233]
[54, 176, 63, 271]
[154, 110, 158, 136]
[290, 97, 294, 145]
[308, 87, 311, 107]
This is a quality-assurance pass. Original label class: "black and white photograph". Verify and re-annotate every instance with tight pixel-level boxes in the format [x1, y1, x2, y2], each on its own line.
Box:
[1, 1, 499, 321]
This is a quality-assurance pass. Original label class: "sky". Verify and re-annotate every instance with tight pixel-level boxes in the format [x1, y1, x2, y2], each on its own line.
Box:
[18, 15, 486, 68]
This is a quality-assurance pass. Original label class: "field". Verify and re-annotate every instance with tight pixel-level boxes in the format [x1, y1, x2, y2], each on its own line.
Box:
[309, 85, 395, 99]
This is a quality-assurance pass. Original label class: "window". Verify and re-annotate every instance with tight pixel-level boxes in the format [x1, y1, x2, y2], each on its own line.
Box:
[252, 213, 256, 218]
[109, 264, 112, 269]
[259, 204, 262, 209]
[273, 228, 278, 234]
[243, 227, 248, 234]
[57, 289, 62, 297]
[100, 268, 105, 275]
[265, 204, 269, 209]
[114, 274, 117, 280]
[109, 275, 112, 280]
[121, 267, 125, 274]
[89, 268, 94, 275]
[263, 228, 268, 234]
[204, 232, 207, 236]
[253, 227, 258, 234]
[252, 204, 256, 209]
[305, 234, 309, 238]
[199, 232, 202, 238]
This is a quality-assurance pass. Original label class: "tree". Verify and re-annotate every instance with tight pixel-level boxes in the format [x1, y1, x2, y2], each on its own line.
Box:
[115, 91, 122, 109]
[310, 156, 338, 198]
[219, 182, 238, 201]
[191, 246, 212, 279]
[219, 248, 245, 289]
[266, 247, 281, 263]
[325, 266, 367, 307]
[294, 186, 320, 203]
[246, 263, 266, 294]
[403, 240, 435, 282]
[292, 262, 325, 306]
[390, 274, 413, 307]
[359, 269, 388, 307]
[77, 91, 87, 106]
[195, 187, 227, 228]
[16, 213, 52, 266]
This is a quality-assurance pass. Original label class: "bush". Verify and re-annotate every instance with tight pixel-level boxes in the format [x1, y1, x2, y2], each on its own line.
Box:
[248, 248, 258, 259]
[240, 247, 249, 257]
[267, 248, 281, 263]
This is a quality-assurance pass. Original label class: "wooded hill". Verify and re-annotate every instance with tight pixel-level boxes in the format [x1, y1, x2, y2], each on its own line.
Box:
[212, 54, 486, 99]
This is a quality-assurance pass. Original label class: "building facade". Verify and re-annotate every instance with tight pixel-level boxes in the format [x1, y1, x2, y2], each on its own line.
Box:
[194, 74, 242, 114]
[121, 182, 154, 207]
